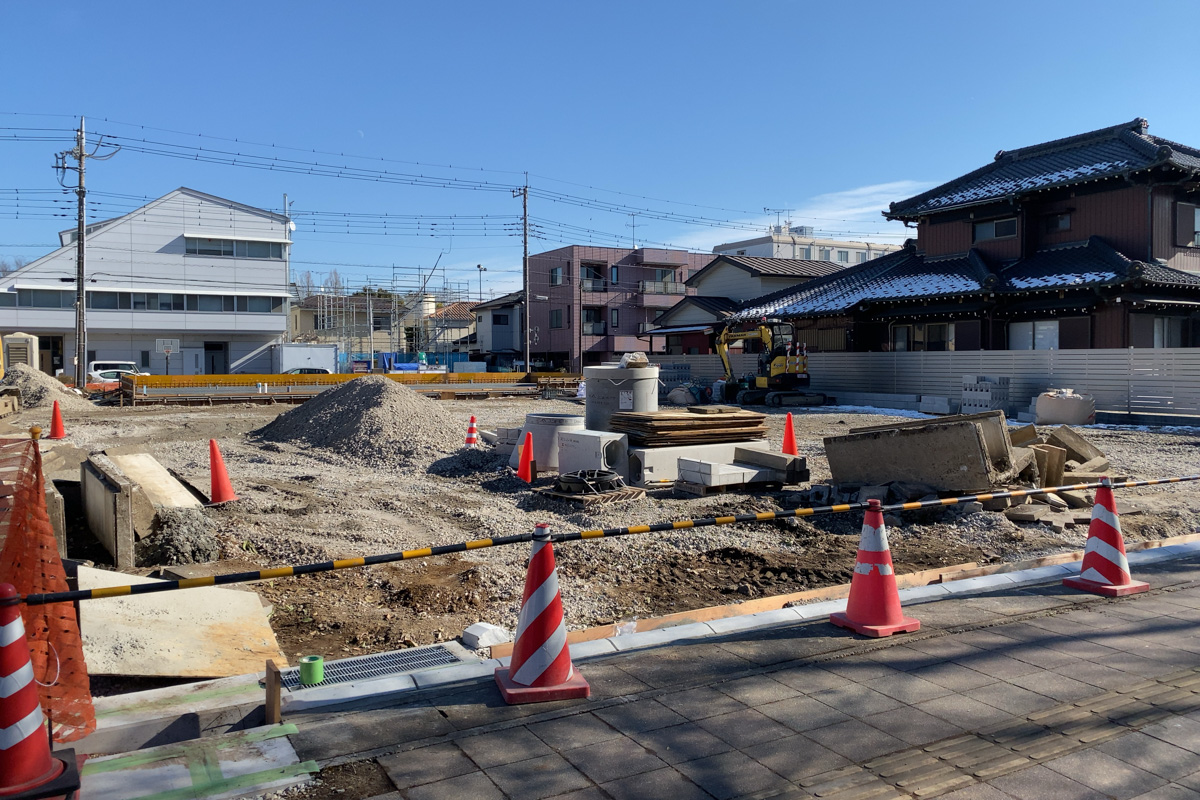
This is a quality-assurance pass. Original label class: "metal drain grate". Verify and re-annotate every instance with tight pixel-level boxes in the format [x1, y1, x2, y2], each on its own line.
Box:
[279, 644, 463, 690]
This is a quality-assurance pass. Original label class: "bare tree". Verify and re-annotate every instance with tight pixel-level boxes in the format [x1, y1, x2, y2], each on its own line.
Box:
[0, 256, 28, 277]
[296, 270, 316, 298]
[322, 270, 344, 294]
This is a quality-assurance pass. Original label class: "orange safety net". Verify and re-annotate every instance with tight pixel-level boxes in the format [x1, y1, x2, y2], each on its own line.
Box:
[0, 437, 96, 742]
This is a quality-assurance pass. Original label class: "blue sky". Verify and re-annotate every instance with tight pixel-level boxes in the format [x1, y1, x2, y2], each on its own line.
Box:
[1, 0, 1196, 298]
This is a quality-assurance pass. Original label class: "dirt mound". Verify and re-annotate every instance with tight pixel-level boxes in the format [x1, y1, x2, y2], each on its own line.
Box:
[252, 376, 463, 468]
[0, 363, 92, 412]
[427, 446, 508, 478]
[142, 508, 222, 565]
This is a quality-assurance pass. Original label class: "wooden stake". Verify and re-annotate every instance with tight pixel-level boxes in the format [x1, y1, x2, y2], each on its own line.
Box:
[265, 659, 282, 725]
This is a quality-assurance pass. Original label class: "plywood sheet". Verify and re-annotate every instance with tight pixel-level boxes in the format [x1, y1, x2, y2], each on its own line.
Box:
[78, 566, 287, 678]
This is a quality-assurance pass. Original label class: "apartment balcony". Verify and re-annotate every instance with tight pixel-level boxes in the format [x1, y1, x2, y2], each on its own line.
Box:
[637, 322, 656, 334]
[580, 279, 609, 293]
[638, 280, 685, 295]
[581, 322, 607, 336]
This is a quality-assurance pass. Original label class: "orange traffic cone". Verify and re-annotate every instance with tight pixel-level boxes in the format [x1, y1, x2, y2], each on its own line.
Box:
[47, 401, 66, 441]
[0, 583, 81, 798]
[464, 416, 480, 449]
[516, 431, 535, 483]
[782, 411, 798, 456]
[830, 500, 920, 637]
[495, 525, 590, 704]
[1063, 478, 1149, 597]
[208, 439, 239, 505]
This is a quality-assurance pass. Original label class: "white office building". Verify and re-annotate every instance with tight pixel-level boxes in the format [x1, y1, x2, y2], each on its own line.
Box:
[0, 187, 292, 376]
[713, 225, 902, 265]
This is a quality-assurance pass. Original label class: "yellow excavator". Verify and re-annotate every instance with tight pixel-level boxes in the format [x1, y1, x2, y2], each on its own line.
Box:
[716, 320, 826, 406]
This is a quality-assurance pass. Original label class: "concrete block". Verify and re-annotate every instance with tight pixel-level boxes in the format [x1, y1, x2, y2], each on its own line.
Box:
[410, 659, 501, 689]
[462, 622, 510, 650]
[610, 623, 714, 651]
[629, 441, 770, 486]
[706, 607, 803, 634]
[557, 430, 629, 480]
[1029, 443, 1066, 487]
[1077, 456, 1110, 473]
[919, 395, 957, 415]
[961, 501, 985, 514]
[1009, 424, 1040, 447]
[282, 673, 418, 714]
[1004, 504, 1048, 523]
[45, 481, 66, 557]
[81, 455, 136, 569]
[824, 421, 996, 493]
[856, 485, 889, 504]
[1046, 426, 1105, 464]
[733, 448, 807, 481]
[1059, 489, 1092, 508]
[569, 638, 618, 659]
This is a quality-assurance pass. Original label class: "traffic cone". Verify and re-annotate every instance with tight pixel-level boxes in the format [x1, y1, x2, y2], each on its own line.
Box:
[516, 431, 535, 483]
[464, 416, 480, 449]
[0, 583, 80, 798]
[208, 439, 238, 505]
[830, 500, 920, 637]
[47, 402, 66, 441]
[1063, 478, 1149, 597]
[782, 411, 798, 456]
[495, 525, 590, 704]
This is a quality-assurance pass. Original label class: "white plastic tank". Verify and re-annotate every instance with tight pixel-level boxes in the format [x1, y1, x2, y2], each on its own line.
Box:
[507, 413, 586, 472]
[583, 364, 660, 432]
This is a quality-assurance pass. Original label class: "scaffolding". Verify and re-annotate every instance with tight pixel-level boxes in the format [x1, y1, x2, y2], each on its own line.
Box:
[300, 262, 473, 372]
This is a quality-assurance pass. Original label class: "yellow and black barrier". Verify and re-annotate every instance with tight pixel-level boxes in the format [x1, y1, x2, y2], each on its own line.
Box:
[9, 474, 1199, 608]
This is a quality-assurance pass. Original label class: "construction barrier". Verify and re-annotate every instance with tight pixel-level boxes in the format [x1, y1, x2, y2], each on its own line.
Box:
[120, 371, 580, 391]
[10, 474, 1199, 608]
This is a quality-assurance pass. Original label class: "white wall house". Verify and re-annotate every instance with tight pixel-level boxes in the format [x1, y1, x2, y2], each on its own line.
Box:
[0, 187, 292, 376]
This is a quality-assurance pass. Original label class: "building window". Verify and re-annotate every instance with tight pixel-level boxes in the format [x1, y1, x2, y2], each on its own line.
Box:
[372, 315, 390, 331]
[185, 238, 283, 259]
[973, 217, 1018, 242]
[1009, 320, 1059, 350]
[140, 350, 151, 368]
[837, 250, 849, 263]
[582, 306, 604, 335]
[581, 262, 606, 292]
[856, 252, 867, 263]
[819, 248, 831, 260]
[549, 267, 563, 286]
[492, 313, 509, 326]
[1044, 212, 1071, 233]
[891, 322, 955, 352]
[610, 308, 619, 329]
[610, 266, 619, 285]
[653, 268, 674, 282]
[799, 247, 811, 259]
[736, 249, 746, 256]
[1154, 316, 1183, 348]
[549, 309, 563, 329]
[18, 289, 72, 308]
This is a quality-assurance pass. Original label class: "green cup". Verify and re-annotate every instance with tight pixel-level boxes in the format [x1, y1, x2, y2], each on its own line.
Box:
[299, 655, 324, 686]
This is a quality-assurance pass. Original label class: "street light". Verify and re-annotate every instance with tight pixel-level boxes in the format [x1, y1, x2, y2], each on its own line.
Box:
[477, 264, 487, 303]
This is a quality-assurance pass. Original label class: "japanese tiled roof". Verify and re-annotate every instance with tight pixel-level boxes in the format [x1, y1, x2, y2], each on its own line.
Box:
[732, 237, 1200, 320]
[687, 255, 844, 286]
[734, 245, 991, 320]
[473, 290, 523, 311]
[889, 119, 1200, 219]
[429, 301, 478, 323]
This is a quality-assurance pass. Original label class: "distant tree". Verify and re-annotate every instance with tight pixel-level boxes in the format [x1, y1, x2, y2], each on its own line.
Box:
[322, 270, 344, 294]
[296, 270, 316, 298]
[0, 256, 28, 276]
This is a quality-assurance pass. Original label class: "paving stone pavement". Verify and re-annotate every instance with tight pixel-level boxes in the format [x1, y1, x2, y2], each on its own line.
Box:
[305, 554, 1200, 800]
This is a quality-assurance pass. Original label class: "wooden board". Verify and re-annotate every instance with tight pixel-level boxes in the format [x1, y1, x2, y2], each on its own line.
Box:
[686, 405, 741, 415]
[609, 409, 768, 446]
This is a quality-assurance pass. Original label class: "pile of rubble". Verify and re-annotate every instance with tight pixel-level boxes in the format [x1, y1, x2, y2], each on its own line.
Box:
[0, 363, 93, 412]
[794, 411, 1117, 535]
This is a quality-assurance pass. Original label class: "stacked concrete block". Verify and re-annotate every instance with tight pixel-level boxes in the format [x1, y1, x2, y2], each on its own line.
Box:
[961, 375, 1010, 413]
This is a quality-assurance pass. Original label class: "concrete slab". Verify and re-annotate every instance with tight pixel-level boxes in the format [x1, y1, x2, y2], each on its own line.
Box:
[107, 452, 204, 510]
[77, 566, 288, 678]
[825, 420, 996, 492]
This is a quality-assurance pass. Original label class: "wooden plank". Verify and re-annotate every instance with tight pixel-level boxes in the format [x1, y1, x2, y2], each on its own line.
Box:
[264, 659, 282, 725]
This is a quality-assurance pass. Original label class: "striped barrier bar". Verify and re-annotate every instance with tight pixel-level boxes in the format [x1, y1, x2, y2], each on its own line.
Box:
[9, 475, 1200, 608]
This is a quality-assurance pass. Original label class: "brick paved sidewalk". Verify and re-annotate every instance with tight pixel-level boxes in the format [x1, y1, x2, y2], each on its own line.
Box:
[290, 555, 1200, 800]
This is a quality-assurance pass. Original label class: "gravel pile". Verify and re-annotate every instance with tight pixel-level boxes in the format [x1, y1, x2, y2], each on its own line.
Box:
[0, 363, 93, 412]
[144, 508, 222, 565]
[252, 376, 464, 469]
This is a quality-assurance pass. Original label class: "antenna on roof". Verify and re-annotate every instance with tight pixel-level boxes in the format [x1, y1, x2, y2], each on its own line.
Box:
[764, 207, 794, 234]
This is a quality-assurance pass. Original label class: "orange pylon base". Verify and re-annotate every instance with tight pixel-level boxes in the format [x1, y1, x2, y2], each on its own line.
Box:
[829, 611, 920, 638]
[1062, 576, 1150, 597]
[0, 748, 78, 799]
[494, 666, 590, 705]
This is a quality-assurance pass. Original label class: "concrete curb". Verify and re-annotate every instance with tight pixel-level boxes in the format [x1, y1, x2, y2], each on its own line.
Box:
[176, 541, 1200, 720]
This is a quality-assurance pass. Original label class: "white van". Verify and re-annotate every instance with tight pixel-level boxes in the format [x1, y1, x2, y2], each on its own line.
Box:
[88, 361, 149, 382]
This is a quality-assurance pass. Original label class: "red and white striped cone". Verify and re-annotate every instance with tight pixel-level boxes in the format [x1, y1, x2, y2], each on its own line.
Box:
[464, 416, 480, 449]
[0, 583, 79, 798]
[494, 524, 590, 704]
[830, 500, 920, 637]
[1063, 478, 1149, 597]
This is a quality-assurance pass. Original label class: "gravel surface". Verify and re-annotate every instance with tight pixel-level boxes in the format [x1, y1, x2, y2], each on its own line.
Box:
[38, 395, 1200, 668]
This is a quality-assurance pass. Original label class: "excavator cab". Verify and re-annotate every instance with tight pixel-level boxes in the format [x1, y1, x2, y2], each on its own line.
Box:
[717, 319, 823, 406]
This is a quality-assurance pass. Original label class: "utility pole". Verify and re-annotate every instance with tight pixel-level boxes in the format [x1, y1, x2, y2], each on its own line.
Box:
[476, 264, 487, 303]
[55, 117, 118, 384]
[513, 174, 530, 372]
[367, 287, 374, 370]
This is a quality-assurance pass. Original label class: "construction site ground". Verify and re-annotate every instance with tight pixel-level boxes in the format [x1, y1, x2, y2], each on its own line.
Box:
[26, 391, 1200, 692]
